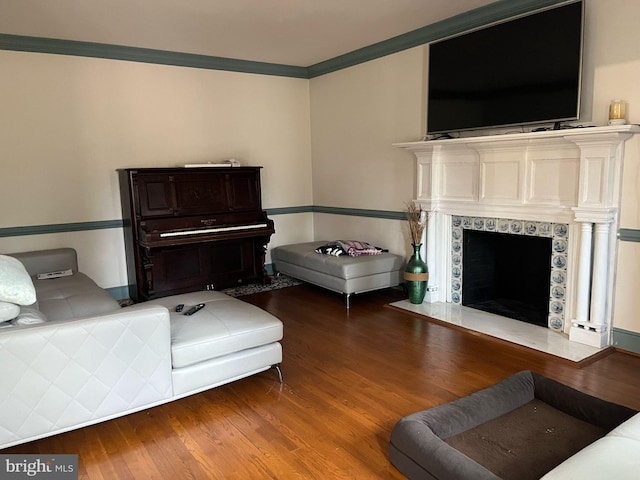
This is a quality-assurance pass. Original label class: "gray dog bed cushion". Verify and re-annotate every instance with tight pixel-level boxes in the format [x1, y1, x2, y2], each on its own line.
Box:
[389, 370, 637, 480]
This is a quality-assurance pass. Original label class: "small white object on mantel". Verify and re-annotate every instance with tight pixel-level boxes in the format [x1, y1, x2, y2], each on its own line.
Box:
[183, 158, 241, 168]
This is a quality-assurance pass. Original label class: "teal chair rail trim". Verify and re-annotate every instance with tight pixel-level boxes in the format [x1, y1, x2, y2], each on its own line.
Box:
[619, 228, 640, 242]
[3, 215, 639, 239]
[311, 205, 405, 221]
[266, 206, 314, 215]
[0, 220, 124, 238]
[0, 207, 401, 239]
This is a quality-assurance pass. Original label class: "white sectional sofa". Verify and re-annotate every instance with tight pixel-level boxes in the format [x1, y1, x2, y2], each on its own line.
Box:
[541, 411, 640, 479]
[0, 248, 283, 449]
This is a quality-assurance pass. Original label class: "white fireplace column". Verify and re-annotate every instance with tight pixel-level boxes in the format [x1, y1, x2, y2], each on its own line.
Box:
[573, 221, 593, 324]
[566, 128, 633, 348]
[570, 213, 616, 348]
[572, 216, 616, 332]
[591, 222, 612, 328]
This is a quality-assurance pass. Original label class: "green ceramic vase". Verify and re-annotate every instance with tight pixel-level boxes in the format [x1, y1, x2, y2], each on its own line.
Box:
[404, 243, 429, 304]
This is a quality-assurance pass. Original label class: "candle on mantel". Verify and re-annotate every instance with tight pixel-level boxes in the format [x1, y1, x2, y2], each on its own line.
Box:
[608, 99, 627, 125]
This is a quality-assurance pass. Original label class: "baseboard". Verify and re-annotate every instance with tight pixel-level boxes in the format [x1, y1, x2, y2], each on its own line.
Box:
[106, 285, 130, 301]
[611, 328, 640, 355]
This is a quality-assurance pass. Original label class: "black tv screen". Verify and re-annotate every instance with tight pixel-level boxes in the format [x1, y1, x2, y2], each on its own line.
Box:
[427, 0, 583, 134]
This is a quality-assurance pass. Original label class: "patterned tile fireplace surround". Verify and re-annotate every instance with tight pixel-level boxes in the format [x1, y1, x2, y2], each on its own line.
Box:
[396, 125, 639, 349]
[449, 215, 569, 331]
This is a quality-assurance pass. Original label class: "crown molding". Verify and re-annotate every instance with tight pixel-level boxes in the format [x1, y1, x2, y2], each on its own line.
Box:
[1, 0, 568, 79]
[307, 0, 567, 77]
[0, 34, 309, 79]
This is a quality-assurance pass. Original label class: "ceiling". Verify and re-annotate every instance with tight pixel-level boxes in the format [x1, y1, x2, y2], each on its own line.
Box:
[0, 0, 495, 67]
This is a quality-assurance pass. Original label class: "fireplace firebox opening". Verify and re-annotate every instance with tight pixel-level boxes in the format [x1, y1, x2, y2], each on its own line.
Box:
[462, 230, 552, 327]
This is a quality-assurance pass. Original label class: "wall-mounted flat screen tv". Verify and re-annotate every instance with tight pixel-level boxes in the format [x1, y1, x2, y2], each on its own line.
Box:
[427, 0, 584, 134]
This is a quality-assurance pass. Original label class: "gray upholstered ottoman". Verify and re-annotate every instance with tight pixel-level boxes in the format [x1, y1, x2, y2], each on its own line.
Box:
[389, 370, 637, 480]
[271, 241, 404, 308]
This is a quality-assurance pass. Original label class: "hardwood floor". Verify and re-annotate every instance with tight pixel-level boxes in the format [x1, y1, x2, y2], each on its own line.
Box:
[5, 284, 640, 479]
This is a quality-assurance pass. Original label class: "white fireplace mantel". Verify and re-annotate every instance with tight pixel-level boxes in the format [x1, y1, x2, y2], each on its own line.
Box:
[396, 125, 640, 348]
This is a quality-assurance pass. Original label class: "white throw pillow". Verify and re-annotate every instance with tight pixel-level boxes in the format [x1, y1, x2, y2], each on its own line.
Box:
[0, 255, 37, 305]
[0, 300, 20, 322]
[11, 306, 48, 326]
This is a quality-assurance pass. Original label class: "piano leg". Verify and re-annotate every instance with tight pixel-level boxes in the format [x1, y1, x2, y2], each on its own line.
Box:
[258, 240, 272, 285]
[142, 249, 154, 297]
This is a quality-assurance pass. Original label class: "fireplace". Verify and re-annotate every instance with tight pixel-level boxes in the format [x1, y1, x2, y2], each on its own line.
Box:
[451, 215, 567, 330]
[396, 125, 639, 348]
[462, 230, 550, 326]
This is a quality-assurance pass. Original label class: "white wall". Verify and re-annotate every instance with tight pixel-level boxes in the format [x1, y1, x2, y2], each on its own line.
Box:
[312, 214, 407, 257]
[585, 0, 640, 336]
[307, 0, 640, 337]
[0, 50, 314, 288]
[309, 48, 424, 256]
[1, 0, 639, 340]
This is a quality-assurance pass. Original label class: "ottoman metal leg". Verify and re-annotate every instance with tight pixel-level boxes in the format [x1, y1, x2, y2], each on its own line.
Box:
[272, 364, 283, 383]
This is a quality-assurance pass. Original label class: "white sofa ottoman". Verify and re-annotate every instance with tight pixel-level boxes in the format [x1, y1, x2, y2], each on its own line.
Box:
[138, 291, 283, 397]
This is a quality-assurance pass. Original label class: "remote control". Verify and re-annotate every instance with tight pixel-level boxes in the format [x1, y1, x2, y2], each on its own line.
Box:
[184, 303, 205, 316]
[37, 269, 73, 280]
[175, 304, 184, 313]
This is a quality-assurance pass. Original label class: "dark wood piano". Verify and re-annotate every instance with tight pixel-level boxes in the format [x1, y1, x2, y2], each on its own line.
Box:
[118, 167, 275, 302]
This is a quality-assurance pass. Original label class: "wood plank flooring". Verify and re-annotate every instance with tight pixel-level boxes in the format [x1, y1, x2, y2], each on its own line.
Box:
[5, 284, 640, 479]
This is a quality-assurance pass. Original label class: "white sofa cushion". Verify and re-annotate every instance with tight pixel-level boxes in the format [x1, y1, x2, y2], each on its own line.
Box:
[0, 301, 20, 322]
[8, 248, 78, 277]
[141, 291, 283, 369]
[33, 272, 120, 321]
[0, 255, 36, 305]
[542, 412, 640, 479]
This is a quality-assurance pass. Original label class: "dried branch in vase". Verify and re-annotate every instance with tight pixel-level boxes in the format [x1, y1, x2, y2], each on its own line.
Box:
[405, 201, 430, 245]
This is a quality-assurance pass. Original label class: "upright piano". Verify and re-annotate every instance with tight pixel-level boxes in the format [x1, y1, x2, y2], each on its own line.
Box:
[118, 167, 275, 302]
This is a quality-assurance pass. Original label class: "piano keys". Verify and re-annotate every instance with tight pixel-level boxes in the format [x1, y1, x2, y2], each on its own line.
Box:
[118, 167, 275, 302]
[158, 223, 269, 238]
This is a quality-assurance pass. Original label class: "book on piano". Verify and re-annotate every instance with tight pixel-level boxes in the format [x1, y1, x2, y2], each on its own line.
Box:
[183, 159, 240, 168]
